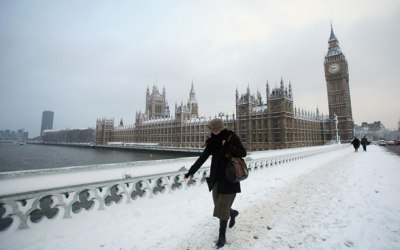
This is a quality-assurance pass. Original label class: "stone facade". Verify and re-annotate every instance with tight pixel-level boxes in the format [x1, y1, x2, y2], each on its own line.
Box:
[324, 26, 354, 142]
[96, 27, 352, 150]
[95, 118, 115, 145]
[96, 80, 332, 150]
[235, 80, 332, 151]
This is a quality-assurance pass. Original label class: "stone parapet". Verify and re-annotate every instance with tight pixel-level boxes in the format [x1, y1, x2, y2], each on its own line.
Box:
[0, 145, 342, 232]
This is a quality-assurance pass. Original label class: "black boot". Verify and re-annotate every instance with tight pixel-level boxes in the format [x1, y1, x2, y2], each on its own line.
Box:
[216, 220, 227, 248]
[229, 209, 239, 228]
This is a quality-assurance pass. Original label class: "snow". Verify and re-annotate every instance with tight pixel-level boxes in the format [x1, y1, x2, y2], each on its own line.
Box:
[1, 145, 399, 250]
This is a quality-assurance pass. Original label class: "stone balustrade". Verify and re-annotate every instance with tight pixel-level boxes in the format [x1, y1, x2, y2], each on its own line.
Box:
[0, 145, 340, 232]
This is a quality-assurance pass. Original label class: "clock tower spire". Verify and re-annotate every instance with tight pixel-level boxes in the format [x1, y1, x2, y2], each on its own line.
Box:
[324, 25, 354, 142]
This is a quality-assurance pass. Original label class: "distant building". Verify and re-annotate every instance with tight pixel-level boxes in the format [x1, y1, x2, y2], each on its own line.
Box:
[362, 121, 385, 131]
[41, 110, 54, 136]
[356, 121, 385, 133]
[97, 83, 213, 148]
[0, 128, 28, 141]
[145, 84, 170, 119]
[96, 27, 352, 150]
[353, 121, 397, 141]
[42, 128, 95, 143]
[96, 79, 333, 150]
[235, 80, 332, 151]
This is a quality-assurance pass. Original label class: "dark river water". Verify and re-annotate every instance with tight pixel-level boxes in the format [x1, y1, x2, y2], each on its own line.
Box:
[0, 143, 192, 172]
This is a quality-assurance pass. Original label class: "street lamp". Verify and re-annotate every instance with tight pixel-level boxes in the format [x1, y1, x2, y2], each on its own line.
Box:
[333, 114, 340, 143]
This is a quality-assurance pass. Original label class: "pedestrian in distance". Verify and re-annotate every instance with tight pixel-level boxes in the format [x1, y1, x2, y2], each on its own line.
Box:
[184, 118, 247, 248]
[360, 136, 369, 152]
[351, 137, 361, 152]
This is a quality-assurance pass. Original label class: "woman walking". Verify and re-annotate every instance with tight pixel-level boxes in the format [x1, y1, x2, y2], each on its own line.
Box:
[184, 118, 247, 248]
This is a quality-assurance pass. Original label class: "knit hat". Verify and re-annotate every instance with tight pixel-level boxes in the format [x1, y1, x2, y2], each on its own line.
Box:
[208, 118, 226, 133]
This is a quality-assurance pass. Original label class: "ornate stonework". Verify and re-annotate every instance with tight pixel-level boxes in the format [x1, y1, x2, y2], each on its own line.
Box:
[324, 25, 354, 142]
[96, 27, 352, 149]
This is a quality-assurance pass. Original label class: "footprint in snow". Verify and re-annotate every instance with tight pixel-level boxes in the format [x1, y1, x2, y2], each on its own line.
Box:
[344, 240, 354, 247]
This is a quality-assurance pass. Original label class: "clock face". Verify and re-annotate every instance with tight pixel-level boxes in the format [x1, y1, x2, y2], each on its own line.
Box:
[328, 63, 340, 73]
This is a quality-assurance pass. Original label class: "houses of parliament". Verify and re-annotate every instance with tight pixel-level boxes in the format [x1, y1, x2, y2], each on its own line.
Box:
[96, 27, 354, 151]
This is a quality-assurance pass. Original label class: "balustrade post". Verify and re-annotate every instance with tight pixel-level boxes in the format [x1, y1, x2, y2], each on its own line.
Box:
[18, 197, 38, 230]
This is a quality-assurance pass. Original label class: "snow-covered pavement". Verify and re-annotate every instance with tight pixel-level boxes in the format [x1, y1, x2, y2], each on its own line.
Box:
[1, 145, 399, 250]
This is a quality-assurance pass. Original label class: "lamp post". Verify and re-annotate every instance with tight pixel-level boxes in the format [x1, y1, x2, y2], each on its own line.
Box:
[333, 114, 340, 143]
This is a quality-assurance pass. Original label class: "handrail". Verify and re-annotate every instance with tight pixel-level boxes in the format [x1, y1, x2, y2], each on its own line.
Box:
[0, 145, 342, 232]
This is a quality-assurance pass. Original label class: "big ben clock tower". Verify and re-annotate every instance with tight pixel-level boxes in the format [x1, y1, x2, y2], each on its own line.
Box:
[324, 25, 354, 142]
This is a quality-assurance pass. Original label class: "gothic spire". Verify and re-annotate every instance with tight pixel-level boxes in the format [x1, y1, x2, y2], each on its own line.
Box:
[329, 23, 338, 43]
[236, 87, 239, 101]
[326, 24, 343, 57]
[189, 81, 196, 100]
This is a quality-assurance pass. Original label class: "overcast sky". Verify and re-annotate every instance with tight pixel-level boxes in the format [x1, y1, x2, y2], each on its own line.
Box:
[1, 0, 399, 138]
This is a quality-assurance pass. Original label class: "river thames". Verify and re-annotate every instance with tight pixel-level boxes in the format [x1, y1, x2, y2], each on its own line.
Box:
[0, 143, 193, 172]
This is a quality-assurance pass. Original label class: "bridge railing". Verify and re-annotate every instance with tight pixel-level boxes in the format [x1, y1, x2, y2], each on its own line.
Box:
[0, 145, 342, 232]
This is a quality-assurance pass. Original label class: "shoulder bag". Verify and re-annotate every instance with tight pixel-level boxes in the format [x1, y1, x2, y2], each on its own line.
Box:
[225, 156, 249, 183]
[224, 134, 249, 183]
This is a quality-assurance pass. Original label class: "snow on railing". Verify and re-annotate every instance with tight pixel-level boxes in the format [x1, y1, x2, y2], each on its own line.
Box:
[0, 145, 341, 232]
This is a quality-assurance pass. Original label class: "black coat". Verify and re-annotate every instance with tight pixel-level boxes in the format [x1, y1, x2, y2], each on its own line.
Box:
[361, 137, 369, 146]
[351, 138, 361, 148]
[186, 129, 247, 194]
